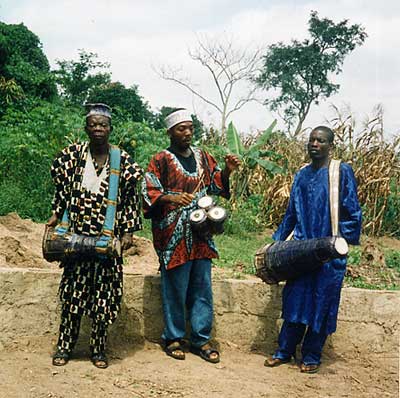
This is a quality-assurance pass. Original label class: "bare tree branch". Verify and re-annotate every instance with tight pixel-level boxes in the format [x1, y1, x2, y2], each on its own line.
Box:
[155, 33, 262, 135]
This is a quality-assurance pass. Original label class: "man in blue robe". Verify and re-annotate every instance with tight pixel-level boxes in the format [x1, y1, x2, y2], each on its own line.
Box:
[265, 126, 362, 373]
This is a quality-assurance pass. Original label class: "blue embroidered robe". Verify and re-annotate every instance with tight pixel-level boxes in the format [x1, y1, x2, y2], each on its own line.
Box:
[273, 162, 362, 335]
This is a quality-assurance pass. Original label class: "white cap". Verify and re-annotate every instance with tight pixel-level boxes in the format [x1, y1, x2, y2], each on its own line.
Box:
[165, 109, 192, 130]
[85, 103, 112, 119]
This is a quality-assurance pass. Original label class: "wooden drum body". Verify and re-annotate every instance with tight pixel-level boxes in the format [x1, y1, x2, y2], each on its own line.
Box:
[207, 206, 227, 235]
[42, 225, 121, 263]
[255, 236, 348, 284]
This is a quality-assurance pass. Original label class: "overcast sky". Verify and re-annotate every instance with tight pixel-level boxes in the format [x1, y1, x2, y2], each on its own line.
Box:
[1, 0, 399, 137]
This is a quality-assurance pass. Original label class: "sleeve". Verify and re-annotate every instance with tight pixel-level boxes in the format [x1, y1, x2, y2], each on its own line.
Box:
[339, 163, 362, 245]
[50, 145, 76, 218]
[272, 173, 298, 241]
[202, 151, 230, 199]
[119, 152, 143, 234]
[141, 154, 166, 219]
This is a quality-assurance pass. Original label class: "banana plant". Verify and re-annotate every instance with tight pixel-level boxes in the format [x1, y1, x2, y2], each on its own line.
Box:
[226, 120, 284, 201]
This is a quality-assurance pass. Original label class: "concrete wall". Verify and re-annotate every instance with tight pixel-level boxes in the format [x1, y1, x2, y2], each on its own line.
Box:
[0, 267, 399, 357]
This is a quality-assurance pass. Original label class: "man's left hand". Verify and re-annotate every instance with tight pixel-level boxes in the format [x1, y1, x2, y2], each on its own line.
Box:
[121, 233, 133, 251]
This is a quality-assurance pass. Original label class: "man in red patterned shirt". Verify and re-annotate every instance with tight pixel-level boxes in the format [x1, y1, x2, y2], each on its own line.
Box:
[142, 109, 240, 363]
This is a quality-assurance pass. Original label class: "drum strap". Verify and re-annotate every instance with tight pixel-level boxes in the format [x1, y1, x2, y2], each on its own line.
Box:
[329, 159, 341, 236]
[286, 159, 341, 240]
[55, 146, 121, 250]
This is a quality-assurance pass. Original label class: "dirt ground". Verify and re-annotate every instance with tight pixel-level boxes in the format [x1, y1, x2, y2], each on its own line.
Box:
[0, 340, 398, 398]
[0, 213, 399, 397]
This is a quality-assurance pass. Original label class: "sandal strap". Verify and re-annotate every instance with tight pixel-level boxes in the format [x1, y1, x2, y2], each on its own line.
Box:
[92, 352, 107, 361]
[201, 348, 218, 357]
[166, 341, 184, 353]
[53, 349, 69, 360]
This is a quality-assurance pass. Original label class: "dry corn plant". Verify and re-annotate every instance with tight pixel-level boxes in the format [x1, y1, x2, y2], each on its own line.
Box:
[246, 105, 399, 236]
[248, 133, 308, 227]
[329, 104, 400, 236]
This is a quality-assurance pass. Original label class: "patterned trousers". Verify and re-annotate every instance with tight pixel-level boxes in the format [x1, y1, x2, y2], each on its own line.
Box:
[57, 304, 108, 355]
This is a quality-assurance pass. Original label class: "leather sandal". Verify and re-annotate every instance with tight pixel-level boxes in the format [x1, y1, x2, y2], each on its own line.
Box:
[164, 340, 185, 360]
[91, 352, 108, 369]
[52, 349, 70, 366]
[264, 356, 290, 367]
[300, 363, 320, 373]
[191, 344, 220, 364]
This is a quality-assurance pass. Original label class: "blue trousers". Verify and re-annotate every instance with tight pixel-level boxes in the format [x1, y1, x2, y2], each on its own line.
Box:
[273, 320, 328, 365]
[160, 258, 213, 348]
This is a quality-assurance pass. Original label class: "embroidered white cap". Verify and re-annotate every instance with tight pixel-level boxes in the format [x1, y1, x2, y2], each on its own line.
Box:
[165, 109, 192, 130]
[85, 103, 112, 119]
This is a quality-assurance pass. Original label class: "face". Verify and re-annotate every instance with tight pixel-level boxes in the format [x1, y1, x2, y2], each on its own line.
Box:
[168, 121, 193, 149]
[85, 115, 111, 145]
[307, 129, 332, 161]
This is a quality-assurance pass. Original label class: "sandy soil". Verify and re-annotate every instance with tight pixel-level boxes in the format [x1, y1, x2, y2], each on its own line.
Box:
[0, 341, 398, 398]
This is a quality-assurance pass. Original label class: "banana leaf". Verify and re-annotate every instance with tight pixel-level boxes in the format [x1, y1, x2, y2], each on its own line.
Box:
[251, 119, 277, 151]
[226, 121, 244, 156]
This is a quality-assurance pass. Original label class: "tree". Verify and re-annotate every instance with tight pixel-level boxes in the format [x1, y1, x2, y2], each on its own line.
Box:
[53, 50, 111, 105]
[0, 22, 56, 101]
[0, 76, 24, 114]
[256, 11, 367, 136]
[157, 34, 261, 135]
[87, 81, 153, 123]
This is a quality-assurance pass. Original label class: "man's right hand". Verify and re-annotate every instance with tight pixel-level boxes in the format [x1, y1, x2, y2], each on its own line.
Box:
[47, 214, 59, 227]
[163, 193, 195, 207]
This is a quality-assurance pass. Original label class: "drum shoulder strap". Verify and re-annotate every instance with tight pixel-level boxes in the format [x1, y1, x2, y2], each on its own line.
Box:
[329, 159, 341, 236]
[56, 146, 121, 237]
[102, 146, 121, 237]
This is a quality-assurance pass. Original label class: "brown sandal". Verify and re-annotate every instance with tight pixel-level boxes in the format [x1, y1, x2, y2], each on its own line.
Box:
[264, 356, 290, 367]
[52, 349, 70, 366]
[300, 363, 320, 373]
[91, 352, 108, 369]
[165, 341, 185, 360]
[191, 343, 220, 364]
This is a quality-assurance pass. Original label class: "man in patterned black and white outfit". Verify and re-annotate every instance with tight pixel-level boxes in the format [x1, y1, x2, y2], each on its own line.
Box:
[47, 103, 142, 368]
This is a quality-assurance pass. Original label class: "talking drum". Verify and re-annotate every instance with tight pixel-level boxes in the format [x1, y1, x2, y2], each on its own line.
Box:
[189, 208, 209, 238]
[254, 236, 348, 284]
[197, 195, 215, 210]
[207, 206, 227, 235]
[42, 225, 121, 263]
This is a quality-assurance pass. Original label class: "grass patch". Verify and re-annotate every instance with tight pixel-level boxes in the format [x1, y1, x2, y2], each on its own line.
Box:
[213, 231, 272, 274]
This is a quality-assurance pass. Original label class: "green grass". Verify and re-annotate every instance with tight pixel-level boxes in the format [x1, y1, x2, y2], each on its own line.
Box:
[211, 231, 272, 274]
[385, 249, 400, 274]
[344, 277, 400, 291]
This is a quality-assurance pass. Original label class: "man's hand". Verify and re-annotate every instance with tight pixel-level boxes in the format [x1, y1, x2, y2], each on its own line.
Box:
[224, 154, 241, 174]
[162, 193, 195, 207]
[47, 214, 58, 227]
[121, 233, 133, 251]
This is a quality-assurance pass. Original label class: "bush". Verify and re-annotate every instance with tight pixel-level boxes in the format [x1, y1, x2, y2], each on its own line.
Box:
[0, 102, 167, 221]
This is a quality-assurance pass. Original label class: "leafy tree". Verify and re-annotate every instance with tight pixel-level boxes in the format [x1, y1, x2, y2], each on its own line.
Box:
[0, 22, 56, 101]
[53, 50, 111, 105]
[87, 81, 153, 123]
[256, 11, 367, 136]
[0, 76, 24, 114]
